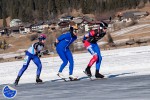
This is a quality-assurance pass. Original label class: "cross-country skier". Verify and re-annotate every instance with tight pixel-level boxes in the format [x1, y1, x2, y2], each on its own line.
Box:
[14, 34, 46, 86]
[54, 27, 78, 81]
[83, 21, 108, 78]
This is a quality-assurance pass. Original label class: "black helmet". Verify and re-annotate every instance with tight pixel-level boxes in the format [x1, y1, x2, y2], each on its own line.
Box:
[100, 21, 108, 29]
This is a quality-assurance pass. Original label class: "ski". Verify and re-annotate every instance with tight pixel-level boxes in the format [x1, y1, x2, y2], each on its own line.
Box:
[69, 77, 80, 81]
[83, 71, 106, 81]
[51, 78, 80, 82]
[53, 74, 80, 82]
[90, 77, 107, 81]
[57, 74, 68, 82]
[51, 78, 67, 82]
[35, 82, 45, 85]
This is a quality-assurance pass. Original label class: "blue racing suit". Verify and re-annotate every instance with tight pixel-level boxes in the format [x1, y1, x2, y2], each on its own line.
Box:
[56, 32, 77, 75]
[17, 42, 44, 77]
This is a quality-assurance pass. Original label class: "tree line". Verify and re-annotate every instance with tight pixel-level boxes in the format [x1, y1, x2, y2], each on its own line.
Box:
[0, 0, 149, 23]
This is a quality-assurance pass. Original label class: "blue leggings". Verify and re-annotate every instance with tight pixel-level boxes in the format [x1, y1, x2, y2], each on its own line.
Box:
[57, 48, 74, 75]
[18, 52, 42, 77]
[87, 43, 102, 70]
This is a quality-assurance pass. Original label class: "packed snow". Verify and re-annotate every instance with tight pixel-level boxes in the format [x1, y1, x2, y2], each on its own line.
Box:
[0, 45, 150, 85]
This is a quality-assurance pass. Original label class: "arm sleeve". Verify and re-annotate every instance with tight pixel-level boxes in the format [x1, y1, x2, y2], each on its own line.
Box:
[57, 33, 67, 41]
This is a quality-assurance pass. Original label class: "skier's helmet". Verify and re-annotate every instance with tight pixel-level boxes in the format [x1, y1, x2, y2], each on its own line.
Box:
[38, 34, 46, 41]
[100, 21, 108, 29]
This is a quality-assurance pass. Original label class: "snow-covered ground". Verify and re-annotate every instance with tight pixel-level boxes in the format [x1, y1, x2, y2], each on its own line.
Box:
[0, 45, 150, 85]
[0, 52, 24, 59]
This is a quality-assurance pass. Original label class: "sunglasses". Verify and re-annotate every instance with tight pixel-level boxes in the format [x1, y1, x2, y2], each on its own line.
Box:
[103, 27, 107, 29]
[39, 37, 46, 41]
[73, 30, 78, 33]
[42, 38, 46, 40]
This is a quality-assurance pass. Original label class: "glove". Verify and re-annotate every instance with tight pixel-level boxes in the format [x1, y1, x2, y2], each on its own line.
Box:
[36, 51, 42, 58]
[99, 32, 106, 39]
[38, 53, 42, 58]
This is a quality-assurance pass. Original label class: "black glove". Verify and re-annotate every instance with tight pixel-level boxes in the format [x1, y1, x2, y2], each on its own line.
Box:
[99, 32, 106, 38]
[36, 51, 42, 57]
[38, 53, 42, 58]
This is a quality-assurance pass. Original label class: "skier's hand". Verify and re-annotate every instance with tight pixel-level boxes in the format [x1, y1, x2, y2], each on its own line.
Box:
[38, 54, 42, 58]
[36, 51, 42, 57]
[35, 51, 39, 56]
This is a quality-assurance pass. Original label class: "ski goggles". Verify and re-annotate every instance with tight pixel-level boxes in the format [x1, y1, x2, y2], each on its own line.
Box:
[39, 37, 46, 41]
[73, 29, 78, 33]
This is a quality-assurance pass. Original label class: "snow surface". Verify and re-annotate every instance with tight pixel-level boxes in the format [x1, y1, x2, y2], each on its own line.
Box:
[0, 52, 24, 59]
[0, 45, 150, 85]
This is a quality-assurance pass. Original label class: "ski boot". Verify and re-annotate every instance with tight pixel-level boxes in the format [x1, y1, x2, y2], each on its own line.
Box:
[57, 72, 65, 79]
[57, 72, 67, 81]
[36, 75, 43, 83]
[95, 70, 104, 78]
[69, 75, 78, 81]
[85, 67, 92, 77]
[14, 76, 20, 86]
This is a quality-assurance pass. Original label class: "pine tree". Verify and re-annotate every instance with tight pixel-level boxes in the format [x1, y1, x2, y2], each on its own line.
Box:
[81, 0, 89, 14]
[0, 0, 2, 19]
[0, 0, 148, 22]
[3, 17, 7, 27]
[48, 0, 57, 19]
